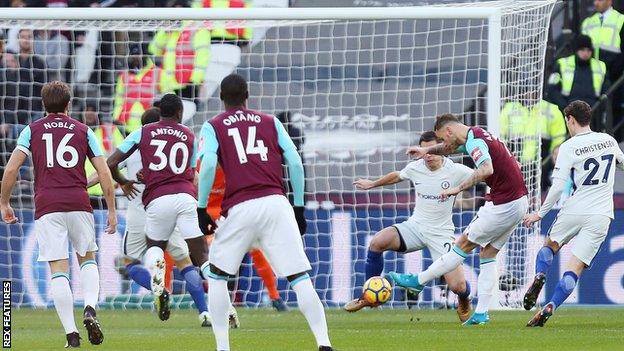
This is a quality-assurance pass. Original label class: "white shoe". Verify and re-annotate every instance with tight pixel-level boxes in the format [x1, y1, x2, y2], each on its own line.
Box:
[199, 311, 212, 327]
[151, 258, 166, 297]
[228, 305, 240, 329]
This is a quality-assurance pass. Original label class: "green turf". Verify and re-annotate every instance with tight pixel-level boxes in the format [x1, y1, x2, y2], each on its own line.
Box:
[10, 307, 624, 350]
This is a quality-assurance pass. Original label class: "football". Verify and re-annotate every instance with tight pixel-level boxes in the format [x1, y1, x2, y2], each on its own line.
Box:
[362, 276, 392, 305]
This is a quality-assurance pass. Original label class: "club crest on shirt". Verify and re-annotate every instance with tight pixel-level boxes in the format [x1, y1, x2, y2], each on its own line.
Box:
[471, 147, 483, 162]
[441, 181, 450, 189]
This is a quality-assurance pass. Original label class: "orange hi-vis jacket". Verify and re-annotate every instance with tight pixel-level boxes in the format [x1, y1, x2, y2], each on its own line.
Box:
[113, 60, 159, 133]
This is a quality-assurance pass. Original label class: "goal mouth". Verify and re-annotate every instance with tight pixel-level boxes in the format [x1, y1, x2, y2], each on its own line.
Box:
[1, 1, 555, 310]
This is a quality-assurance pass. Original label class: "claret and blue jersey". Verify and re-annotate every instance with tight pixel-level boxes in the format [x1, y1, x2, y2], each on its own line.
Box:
[457, 127, 528, 204]
[197, 107, 304, 216]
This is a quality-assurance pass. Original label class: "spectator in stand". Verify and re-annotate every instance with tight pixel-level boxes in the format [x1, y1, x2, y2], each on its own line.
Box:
[547, 34, 609, 112]
[192, 0, 252, 99]
[34, 30, 70, 82]
[0, 51, 20, 127]
[17, 29, 46, 123]
[582, 0, 624, 138]
[582, 0, 624, 85]
[112, 44, 160, 134]
[4, 0, 25, 55]
[149, 0, 210, 103]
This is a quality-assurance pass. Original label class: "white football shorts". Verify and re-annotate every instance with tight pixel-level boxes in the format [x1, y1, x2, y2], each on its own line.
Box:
[209, 195, 312, 277]
[548, 214, 611, 266]
[465, 196, 529, 250]
[123, 203, 189, 262]
[144, 193, 203, 242]
[392, 220, 455, 260]
[35, 211, 98, 261]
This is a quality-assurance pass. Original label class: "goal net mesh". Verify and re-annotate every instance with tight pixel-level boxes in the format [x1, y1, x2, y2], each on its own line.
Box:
[0, 0, 555, 310]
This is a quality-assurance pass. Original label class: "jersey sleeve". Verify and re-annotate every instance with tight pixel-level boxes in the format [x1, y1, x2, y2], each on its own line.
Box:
[465, 136, 491, 167]
[452, 162, 474, 186]
[274, 117, 305, 207]
[197, 122, 219, 208]
[191, 138, 198, 168]
[197, 122, 219, 161]
[551, 142, 574, 181]
[15, 126, 32, 154]
[86, 128, 104, 158]
[399, 161, 418, 180]
[117, 129, 142, 154]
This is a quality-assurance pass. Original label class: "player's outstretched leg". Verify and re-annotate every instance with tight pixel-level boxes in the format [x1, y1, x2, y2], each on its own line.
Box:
[50, 268, 80, 348]
[289, 273, 332, 350]
[527, 270, 579, 327]
[345, 227, 398, 312]
[524, 244, 557, 310]
[388, 245, 469, 293]
[78, 255, 104, 345]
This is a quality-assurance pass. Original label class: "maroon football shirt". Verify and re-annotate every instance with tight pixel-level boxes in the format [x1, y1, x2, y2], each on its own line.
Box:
[135, 119, 196, 206]
[470, 127, 528, 204]
[18, 114, 95, 219]
[209, 108, 285, 215]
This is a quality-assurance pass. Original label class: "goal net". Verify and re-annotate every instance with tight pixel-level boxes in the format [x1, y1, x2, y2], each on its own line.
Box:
[0, 0, 555, 310]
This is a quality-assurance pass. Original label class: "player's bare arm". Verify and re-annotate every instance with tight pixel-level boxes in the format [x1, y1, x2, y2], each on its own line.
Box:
[353, 171, 402, 190]
[0, 149, 28, 224]
[86, 167, 138, 200]
[86, 173, 99, 189]
[106, 149, 139, 191]
[441, 159, 492, 199]
[406, 142, 455, 159]
[523, 177, 567, 227]
[91, 156, 118, 234]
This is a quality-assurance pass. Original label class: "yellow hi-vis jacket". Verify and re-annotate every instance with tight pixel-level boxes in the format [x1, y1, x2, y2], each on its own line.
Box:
[149, 26, 211, 93]
[86, 125, 124, 196]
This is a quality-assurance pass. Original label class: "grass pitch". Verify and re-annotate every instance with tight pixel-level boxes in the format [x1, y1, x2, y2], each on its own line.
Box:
[11, 307, 624, 350]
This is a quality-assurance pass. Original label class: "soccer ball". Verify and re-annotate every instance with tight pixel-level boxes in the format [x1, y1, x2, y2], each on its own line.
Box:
[362, 276, 392, 305]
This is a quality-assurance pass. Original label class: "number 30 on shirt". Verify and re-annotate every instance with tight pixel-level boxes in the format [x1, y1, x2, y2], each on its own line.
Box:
[148, 139, 189, 174]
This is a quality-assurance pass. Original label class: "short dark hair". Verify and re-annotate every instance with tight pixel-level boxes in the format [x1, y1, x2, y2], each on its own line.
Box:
[41, 81, 71, 113]
[220, 74, 248, 106]
[419, 131, 440, 145]
[564, 100, 592, 126]
[159, 93, 183, 119]
[142, 107, 161, 125]
[433, 113, 462, 131]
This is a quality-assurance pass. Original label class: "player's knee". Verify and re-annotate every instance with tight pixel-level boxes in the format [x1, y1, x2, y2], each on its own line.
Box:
[209, 263, 231, 278]
[448, 279, 466, 294]
[545, 239, 561, 253]
[369, 236, 387, 252]
[174, 256, 193, 271]
[186, 237, 208, 267]
[286, 272, 308, 283]
[455, 234, 475, 253]
[146, 238, 168, 251]
[479, 245, 498, 259]
[124, 258, 141, 267]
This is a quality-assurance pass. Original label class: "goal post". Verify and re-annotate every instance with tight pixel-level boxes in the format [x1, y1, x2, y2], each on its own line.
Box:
[0, 0, 556, 310]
